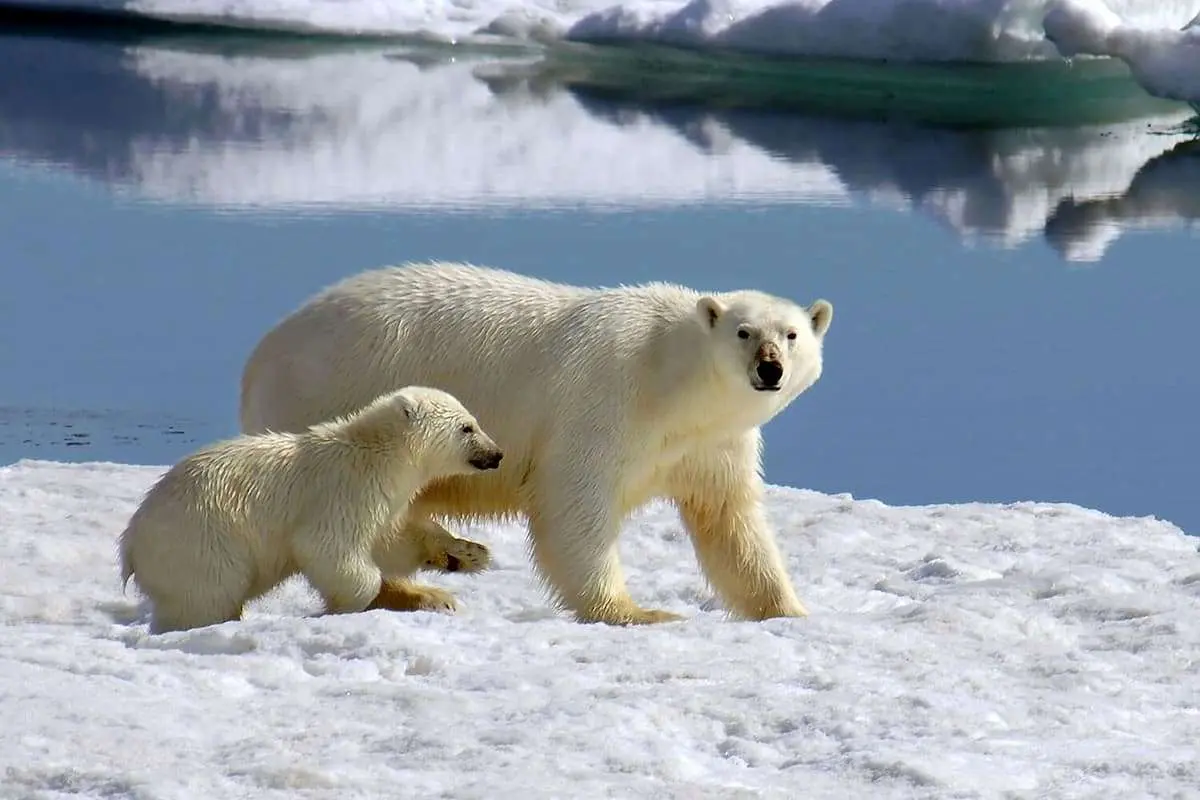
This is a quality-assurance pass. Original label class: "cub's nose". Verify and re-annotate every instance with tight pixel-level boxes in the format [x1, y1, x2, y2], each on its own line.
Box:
[469, 449, 504, 471]
[756, 359, 783, 387]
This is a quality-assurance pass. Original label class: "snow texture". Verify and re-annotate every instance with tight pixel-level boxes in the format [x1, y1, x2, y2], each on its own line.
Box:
[1044, 0, 1200, 107]
[12, 0, 1200, 63]
[2, 459, 1198, 798]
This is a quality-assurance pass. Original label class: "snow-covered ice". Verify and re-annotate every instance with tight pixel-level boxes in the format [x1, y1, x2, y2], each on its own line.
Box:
[2, 458, 1198, 798]
[567, 0, 1199, 62]
[12, 0, 1200, 63]
[1044, 0, 1200, 109]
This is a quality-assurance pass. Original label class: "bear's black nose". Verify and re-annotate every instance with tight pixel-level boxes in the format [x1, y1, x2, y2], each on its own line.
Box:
[756, 359, 784, 387]
[470, 450, 504, 471]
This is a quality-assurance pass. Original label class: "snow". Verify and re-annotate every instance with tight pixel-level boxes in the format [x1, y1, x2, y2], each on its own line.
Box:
[2, 458, 1198, 798]
[12, 0, 1200, 63]
[1044, 0, 1200, 109]
[567, 0, 1199, 62]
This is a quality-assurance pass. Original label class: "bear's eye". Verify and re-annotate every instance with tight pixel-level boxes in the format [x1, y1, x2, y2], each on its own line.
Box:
[737, 329, 750, 340]
[461, 424, 475, 435]
[786, 331, 798, 341]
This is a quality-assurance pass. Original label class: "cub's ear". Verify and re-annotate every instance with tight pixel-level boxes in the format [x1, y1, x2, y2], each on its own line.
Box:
[393, 395, 413, 420]
[696, 296, 725, 328]
[808, 300, 833, 337]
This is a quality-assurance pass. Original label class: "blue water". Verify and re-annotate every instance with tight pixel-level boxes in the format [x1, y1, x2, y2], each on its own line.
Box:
[1, 27, 1198, 535]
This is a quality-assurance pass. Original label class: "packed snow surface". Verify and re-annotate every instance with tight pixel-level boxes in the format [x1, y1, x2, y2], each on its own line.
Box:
[2, 459, 1198, 798]
[13, 0, 1200, 62]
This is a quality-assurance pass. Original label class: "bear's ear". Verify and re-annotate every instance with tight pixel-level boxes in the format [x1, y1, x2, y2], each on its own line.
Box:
[395, 395, 413, 420]
[696, 296, 725, 328]
[808, 299, 833, 337]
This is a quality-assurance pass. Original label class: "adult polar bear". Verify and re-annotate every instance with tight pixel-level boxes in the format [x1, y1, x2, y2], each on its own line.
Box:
[240, 262, 834, 626]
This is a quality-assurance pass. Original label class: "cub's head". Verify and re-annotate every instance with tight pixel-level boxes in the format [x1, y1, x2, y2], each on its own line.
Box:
[387, 386, 504, 478]
[697, 289, 833, 411]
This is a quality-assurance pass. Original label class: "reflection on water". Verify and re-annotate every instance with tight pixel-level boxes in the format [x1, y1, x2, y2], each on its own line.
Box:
[0, 32, 1197, 263]
[1046, 139, 1200, 257]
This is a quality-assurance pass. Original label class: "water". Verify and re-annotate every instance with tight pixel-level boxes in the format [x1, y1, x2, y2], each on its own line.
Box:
[1, 23, 1198, 536]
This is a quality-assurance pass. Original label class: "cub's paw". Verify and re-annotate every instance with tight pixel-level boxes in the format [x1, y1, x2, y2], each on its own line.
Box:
[423, 536, 491, 575]
[368, 580, 458, 614]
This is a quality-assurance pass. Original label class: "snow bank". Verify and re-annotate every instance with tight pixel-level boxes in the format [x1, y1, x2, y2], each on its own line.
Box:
[1043, 0, 1200, 108]
[1, 459, 1197, 798]
[567, 0, 1199, 62]
[9, 0, 1200, 63]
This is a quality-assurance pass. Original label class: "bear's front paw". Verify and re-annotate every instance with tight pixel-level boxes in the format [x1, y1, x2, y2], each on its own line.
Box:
[423, 536, 491, 574]
[577, 602, 686, 626]
[745, 597, 809, 621]
[627, 608, 687, 625]
[368, 580, 458, 614]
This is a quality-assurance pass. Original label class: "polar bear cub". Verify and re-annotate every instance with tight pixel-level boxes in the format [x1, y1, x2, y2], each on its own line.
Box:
[119, 385, 503, 634]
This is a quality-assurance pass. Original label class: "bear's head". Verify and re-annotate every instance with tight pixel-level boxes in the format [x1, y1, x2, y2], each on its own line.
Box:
[387, 386, 505, 478]
[696, 290, 833, 414]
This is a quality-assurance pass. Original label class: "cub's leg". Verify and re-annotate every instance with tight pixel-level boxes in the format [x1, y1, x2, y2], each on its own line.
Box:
[367, 579, 458, 614]
[291, 523, 383, 615]
[368, 516, 476, 613]
[412, 517, 491, 574]
[147, 594, 246, 635]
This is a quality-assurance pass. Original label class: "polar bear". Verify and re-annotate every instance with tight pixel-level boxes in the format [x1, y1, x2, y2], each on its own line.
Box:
[240, 261, 834, 626]
[119, 385, 504, 634]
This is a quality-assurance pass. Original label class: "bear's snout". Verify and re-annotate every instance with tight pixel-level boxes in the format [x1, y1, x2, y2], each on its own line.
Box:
[757, 342, 781, 362]
[754, 359, 784, 389]
[753, 342, 784, 390]
[469, 448, 504, 471]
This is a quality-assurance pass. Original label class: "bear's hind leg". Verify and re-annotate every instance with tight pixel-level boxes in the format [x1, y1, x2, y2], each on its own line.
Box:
[136, 550, 253, 634]
[147, 594, 246, 634]
[671, 433, 807, 621]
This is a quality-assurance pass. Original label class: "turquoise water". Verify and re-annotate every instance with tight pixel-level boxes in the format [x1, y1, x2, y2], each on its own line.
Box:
[1, 28, 1198, 535]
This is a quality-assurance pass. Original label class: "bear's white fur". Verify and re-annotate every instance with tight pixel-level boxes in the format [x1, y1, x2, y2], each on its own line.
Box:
[240, 261, 834, 625]
[119, 385, 503, 634]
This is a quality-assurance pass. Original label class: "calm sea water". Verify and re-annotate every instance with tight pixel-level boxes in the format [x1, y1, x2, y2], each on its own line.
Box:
[1, 28, 1198, 535]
